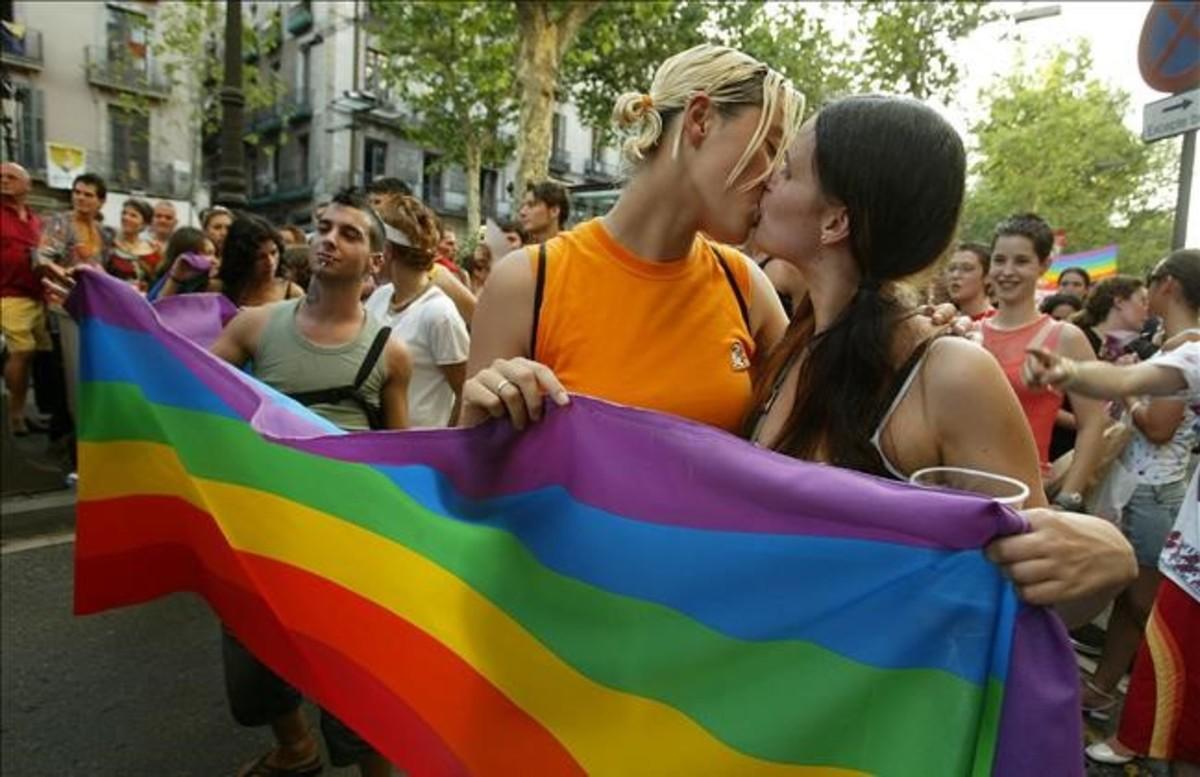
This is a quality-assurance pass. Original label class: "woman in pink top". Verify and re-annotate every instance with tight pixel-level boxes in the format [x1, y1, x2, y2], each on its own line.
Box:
[981, 213, 1107, 511]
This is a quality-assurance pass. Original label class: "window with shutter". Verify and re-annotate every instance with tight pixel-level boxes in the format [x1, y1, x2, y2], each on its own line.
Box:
[14, 84, 45, 171]
[109, 105, 149, 189]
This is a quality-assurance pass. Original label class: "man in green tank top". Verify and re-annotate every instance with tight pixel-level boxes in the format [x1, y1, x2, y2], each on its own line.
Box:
[211, 188, 411, 777]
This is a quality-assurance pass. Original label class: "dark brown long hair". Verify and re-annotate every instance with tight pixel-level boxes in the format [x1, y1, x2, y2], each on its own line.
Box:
[747, 96, 965, 473]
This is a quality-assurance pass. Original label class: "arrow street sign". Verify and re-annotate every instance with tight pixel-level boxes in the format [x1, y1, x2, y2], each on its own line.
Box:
[1143, 88, 1200, 142]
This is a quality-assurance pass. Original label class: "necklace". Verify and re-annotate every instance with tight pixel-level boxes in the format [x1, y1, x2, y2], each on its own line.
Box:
[389, 276, 432, 314]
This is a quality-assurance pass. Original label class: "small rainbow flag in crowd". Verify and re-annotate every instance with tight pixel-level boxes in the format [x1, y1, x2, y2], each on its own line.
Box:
[69, 272, 1082, 776]
[1040, 244, 1119, 289]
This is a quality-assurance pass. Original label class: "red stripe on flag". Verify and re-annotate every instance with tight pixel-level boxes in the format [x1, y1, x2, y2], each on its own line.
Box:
[75, 496, 586, 777]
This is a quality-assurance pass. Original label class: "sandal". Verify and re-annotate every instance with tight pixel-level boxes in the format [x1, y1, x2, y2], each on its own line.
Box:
[236, 749, 323, 777]
[1085, 740, 1135, 765]
[1081, 678, 1118, 721]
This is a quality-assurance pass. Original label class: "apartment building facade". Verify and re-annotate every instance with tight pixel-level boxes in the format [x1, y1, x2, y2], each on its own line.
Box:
[0, 0, 202, 223]
[0, 0, 621, 233]
[234, 0, 624, 233]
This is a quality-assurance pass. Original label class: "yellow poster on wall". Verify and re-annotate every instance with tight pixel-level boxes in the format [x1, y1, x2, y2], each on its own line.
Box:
[46, 143, 87, 190]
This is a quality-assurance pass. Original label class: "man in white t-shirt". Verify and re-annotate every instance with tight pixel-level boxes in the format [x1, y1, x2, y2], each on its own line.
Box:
[366, 194, 470, 428]
[365, 280, 467, 427]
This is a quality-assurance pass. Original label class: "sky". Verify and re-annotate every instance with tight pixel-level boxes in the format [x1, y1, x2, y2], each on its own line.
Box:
[951, 1, 1196, 245]
[941, 1, 1164, 137]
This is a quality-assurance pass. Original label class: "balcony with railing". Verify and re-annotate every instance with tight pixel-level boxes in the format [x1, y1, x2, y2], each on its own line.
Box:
[85, 46, 170, 99]
[548, 147, 572, 174]
[246, 89, 313, 135]
[248, 166, 313, 207]
[67, 150, 193, 199]
[245, 14, 283, 63]
[584, 156, 619, 182]
[425, 187, 466, 217]
[1, 25, 43, 71]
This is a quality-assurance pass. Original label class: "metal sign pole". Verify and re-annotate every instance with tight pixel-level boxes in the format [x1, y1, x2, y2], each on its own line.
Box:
[1174, 129, 1196, 249]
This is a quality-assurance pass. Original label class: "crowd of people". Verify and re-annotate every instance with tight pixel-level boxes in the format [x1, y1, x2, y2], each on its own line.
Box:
[2, 39, 1196, 777]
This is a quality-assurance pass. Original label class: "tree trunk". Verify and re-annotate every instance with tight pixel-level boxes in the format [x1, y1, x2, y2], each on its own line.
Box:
[513, 1, 599, 194]
[465, 140, 483, 241]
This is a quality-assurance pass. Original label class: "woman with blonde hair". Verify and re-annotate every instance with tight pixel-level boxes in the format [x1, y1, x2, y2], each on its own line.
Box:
[463, 43, 801, 431]
[366, 193, 470, 427]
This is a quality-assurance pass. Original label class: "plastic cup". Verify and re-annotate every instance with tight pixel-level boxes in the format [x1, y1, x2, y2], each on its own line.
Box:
[909, 466, 1029, 508]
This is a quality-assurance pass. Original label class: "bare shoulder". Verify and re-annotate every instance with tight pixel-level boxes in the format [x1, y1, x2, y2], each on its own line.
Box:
[921, 335, 1007, 394]
[1055, 321, 1096, 360]
[212, 304, 272, 362]
[482, 246, 537, 302]
[228, 303, 272, 330]
[739, 251, 775, 296]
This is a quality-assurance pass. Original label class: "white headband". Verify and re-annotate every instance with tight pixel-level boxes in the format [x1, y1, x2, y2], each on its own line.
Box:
[384, 223, 412, 248]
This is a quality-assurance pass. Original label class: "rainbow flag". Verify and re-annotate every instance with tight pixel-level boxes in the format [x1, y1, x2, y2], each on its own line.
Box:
[70, 272, 1082, 776]
[1040, 244, 1119, 289]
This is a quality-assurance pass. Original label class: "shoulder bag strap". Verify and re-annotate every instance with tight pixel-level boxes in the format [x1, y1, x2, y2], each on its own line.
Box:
[530, 243, 547, 359]
[353, 326, 393, 390]
[708, 242, 750, 329]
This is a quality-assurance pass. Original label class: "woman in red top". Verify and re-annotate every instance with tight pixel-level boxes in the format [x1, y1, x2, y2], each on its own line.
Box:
[107, 198, 158, 288]
[981, 213, 1107, 509]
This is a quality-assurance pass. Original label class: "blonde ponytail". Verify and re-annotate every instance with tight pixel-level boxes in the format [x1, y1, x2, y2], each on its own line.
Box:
[612, 43, 805, 190]
[612, 91, 664, 164]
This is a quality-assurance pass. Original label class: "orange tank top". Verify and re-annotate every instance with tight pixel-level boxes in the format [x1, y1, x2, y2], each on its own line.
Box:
[530, 218, 755, 432]
[981, 315, 1065, 466]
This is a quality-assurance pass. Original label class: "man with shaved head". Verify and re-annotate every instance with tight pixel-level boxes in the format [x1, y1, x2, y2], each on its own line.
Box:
[0, 162, 47, 435]
[150, 200, 177, 244]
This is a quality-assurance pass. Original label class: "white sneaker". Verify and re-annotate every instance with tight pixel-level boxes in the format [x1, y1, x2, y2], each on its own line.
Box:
[1085, 741, 1134, 765]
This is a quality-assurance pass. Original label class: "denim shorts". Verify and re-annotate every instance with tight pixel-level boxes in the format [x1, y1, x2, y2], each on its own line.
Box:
[221, 629, 376, 767]
[1122, 479, 1188, 567]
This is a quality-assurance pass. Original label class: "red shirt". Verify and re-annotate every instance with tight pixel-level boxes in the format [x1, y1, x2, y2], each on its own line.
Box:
[435, 256, 461, 276]
[981, 315, 1065, 467]
[1, 201, 43, 299]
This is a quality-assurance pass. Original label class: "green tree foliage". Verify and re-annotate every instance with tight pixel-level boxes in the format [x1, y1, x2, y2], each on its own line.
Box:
[961, 44, 1178, 274]
[562, 1, 709, 149]
[562, 1, 985, 157]
[714, 2, 853, 115]
[369, 1, 518, 235]
[149, 1, 284, 142]
[854, 0, 998, 101]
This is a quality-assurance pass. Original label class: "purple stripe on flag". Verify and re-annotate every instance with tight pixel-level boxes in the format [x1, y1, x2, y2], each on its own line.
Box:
[290, 397, 1030, 548]
[71, 271, 1029, 546]
[68, 271, 339, 439]
[993, 607, 1083, 776]
[152, 292, 239, 349]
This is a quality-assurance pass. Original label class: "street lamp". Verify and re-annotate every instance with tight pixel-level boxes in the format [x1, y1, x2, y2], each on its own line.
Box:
[214, 0, 247, 208]
[331, 90, 379, 114]
[1012, 5, 1062, 24]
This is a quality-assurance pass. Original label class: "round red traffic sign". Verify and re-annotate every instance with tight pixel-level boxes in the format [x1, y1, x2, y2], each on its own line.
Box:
[1138, 0, 1200, 94]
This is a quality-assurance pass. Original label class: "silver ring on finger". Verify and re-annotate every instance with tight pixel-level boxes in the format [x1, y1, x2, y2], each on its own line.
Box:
[495, 379, 513, 394]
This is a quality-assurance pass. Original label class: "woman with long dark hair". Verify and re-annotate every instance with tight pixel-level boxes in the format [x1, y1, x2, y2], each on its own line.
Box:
[214, 214, 303, 307]
[744, 95, 1132, 609]
[459, 90, 1135, 611]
